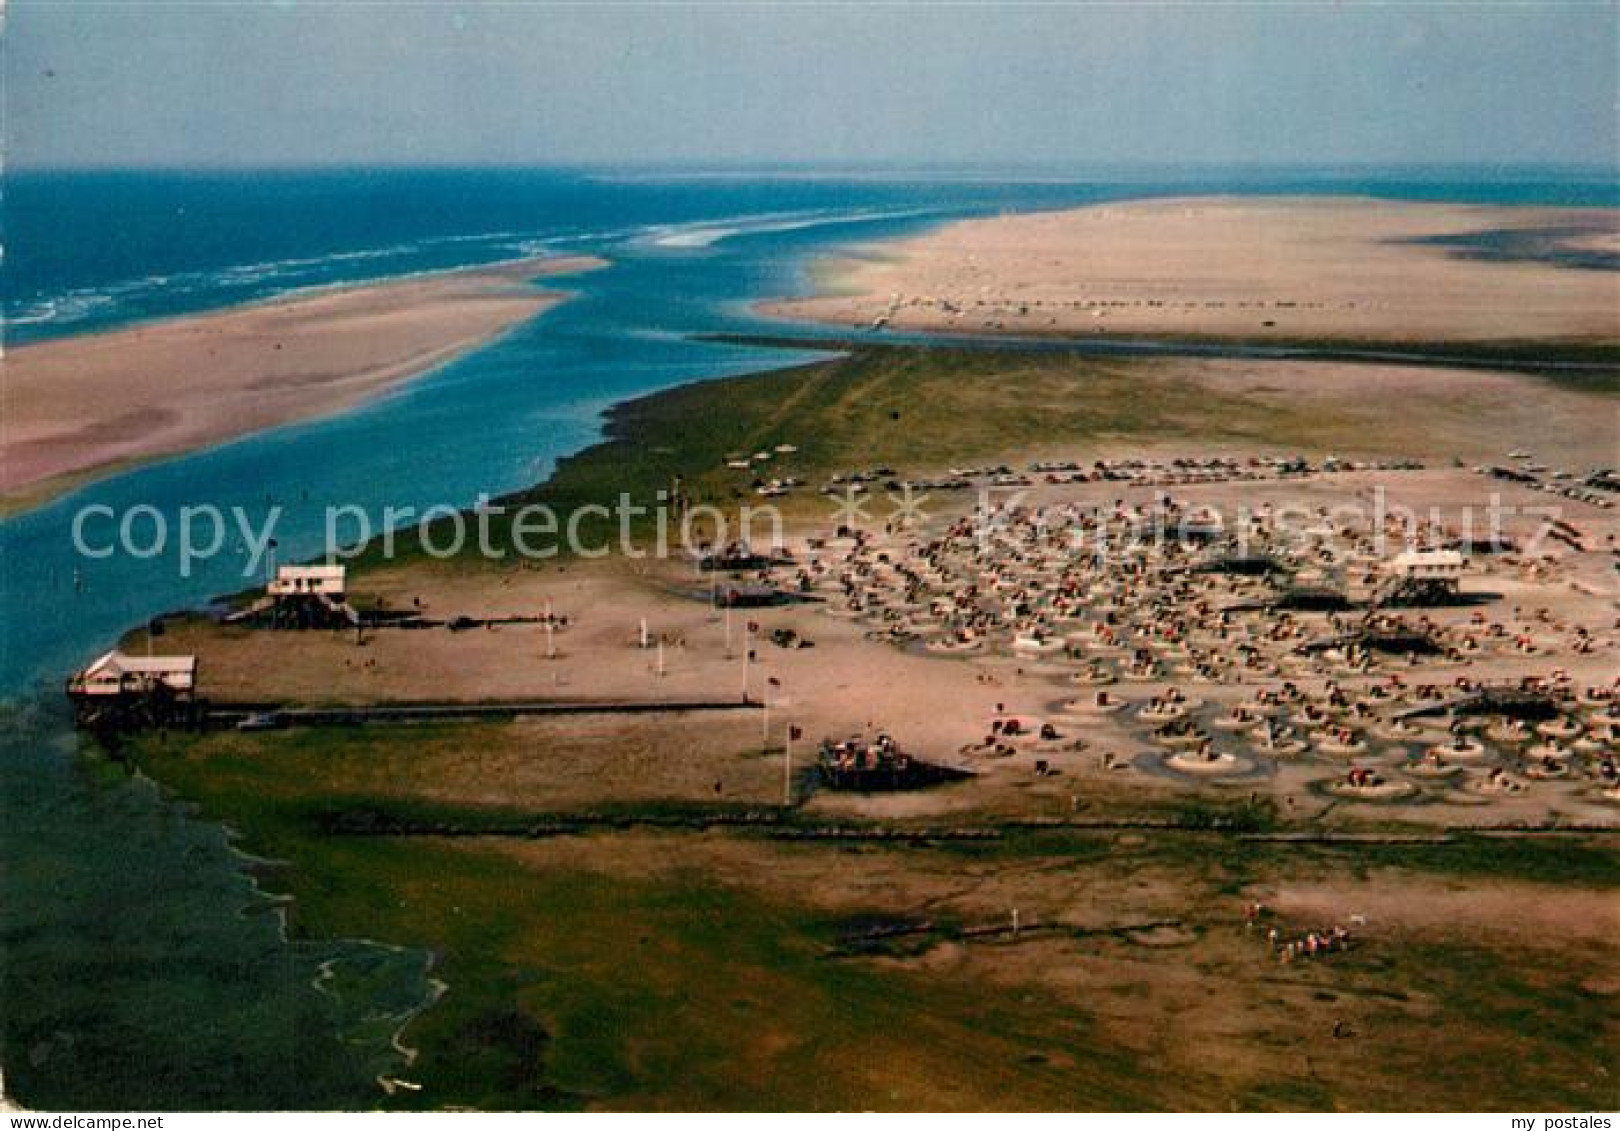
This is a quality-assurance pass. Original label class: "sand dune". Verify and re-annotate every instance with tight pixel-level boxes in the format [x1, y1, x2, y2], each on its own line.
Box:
[764, 196, 1619, 345]
[2, 255, 605, 511]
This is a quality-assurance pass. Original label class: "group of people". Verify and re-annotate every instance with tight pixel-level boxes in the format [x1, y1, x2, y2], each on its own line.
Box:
[1271, 925, 1354, 962]
[1247, 902, 1355, 962]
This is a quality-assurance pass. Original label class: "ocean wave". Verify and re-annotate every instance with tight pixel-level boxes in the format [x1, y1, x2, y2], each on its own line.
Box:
[7, 288, 125, 327]
[502, 224, 651, 256]
[644, 207, 930, 249]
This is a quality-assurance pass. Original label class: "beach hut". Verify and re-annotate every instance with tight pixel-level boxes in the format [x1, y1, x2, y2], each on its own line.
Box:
[1381, 549, 1465, 607]
[66, 650, 199, 730]
[262, 564, 357, 627]
[68, 649, 197, 698]
[1390, 549, 1464, 580]
[269, 563, 347, 599]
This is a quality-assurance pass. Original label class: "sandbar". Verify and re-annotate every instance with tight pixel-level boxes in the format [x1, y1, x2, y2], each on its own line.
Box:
[763, 196, 1619, 346]
[2, 255, 606, 511]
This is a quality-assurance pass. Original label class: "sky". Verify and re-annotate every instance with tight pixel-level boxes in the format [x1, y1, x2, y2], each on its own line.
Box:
[6, 1, 1617, 170]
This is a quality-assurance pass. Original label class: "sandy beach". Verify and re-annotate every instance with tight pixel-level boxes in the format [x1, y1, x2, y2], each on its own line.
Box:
[2, 255, 605, 511]
[763, 196, 1620, 345]
[148, 339, 1620, 832]
[130, 349, 1620, 1105]
[101, 327, 1620, 1109]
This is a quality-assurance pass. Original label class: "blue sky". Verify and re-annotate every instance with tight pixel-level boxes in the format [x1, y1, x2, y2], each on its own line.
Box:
[7, 2, 1616, 169]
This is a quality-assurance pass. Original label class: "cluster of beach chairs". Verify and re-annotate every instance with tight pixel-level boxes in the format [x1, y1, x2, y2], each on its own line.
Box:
[793, 454, 1428, 502]
[743, 476, 1618, 809]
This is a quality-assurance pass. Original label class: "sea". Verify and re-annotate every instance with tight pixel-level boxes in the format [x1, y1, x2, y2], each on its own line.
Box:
[2, 165, 1615, 1108]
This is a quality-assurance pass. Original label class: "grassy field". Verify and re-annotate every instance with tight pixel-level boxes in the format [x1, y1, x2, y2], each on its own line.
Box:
[371, 345, 1302, 565]
[510, 339, 1620, 512]
[124, 721, 1620, 1111]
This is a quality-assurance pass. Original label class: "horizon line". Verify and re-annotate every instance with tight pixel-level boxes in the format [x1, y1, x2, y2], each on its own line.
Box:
[9, 157, 1618, 177]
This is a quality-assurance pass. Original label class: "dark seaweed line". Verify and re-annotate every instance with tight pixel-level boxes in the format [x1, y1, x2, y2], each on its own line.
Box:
[306, 808, 1620, 842]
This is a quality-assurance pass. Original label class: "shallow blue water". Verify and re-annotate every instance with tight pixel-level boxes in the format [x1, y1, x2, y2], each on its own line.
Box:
[1, 166, 1614, 1108]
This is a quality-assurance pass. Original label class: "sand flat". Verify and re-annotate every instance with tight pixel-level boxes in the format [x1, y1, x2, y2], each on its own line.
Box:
[2, 255, 605, 509]
[764, 196, 1620, 345]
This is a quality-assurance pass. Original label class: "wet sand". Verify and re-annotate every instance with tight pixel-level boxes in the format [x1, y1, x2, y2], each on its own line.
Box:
[763, 196, 1619, 345]
[3, 255, 606, 512]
